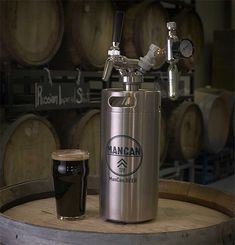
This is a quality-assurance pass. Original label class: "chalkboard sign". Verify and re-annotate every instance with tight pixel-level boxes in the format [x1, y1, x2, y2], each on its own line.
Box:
[35, 83, 89, 110]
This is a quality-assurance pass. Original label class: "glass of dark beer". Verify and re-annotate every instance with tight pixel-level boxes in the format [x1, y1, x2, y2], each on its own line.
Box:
[51, 149, 89, 220]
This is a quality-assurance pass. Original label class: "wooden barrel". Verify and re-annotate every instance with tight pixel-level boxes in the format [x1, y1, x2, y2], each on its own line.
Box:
[167, 101, 203, 161]
[53, 0, 113, 70]
[122, 2, 168, 69]
[0, 179, 234, 244]
[0, 0, 64, 66]
[195, 87, 235, 144]
[174, 9, 204, 71]
[49, 110, 100, 176]
[195, 89, 230, 153]
[0, 114, 60, 186]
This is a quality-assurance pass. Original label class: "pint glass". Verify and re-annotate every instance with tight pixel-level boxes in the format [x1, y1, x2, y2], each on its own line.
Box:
[51, 149, 89, 220]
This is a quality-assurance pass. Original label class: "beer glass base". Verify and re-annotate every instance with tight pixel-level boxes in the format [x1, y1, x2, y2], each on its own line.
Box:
[57, 214, 85, 221]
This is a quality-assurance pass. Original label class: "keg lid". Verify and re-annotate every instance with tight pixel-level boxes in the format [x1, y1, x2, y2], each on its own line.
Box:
[51, 149, 89, 161]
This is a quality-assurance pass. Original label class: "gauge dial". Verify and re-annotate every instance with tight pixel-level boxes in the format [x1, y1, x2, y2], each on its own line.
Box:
[179, 39, 194, 58]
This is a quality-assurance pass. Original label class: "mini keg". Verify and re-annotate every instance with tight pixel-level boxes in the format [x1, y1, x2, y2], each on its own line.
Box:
[100, 12, 161, 223]
[100, 12, 193, 223]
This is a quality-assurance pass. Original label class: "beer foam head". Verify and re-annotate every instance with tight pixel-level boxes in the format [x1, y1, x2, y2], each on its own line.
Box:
[51, 149, 89, 161]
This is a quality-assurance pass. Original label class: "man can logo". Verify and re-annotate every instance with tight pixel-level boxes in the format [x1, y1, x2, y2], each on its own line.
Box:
[105, 135, 143, 176]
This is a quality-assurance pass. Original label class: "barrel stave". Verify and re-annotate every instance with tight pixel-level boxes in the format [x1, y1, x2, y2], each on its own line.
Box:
[0, 114, 60, 186]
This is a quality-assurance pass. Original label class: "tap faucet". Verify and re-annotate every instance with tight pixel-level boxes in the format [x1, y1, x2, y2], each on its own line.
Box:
[102, 11, 162, 91]
[103, 13, 193, 96]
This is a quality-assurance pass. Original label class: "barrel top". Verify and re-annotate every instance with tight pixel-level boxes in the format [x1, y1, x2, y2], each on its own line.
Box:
[51, 149, 89, 161]
[0, 179, 234, 244]
[3, 196, 232, 234]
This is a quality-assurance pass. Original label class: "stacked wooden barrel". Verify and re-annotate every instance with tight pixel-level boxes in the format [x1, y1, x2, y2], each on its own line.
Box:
[0, 0, 64, 66]
[164, 101, 203, 161]
[0, 0, 204, 71]
[0, 0, 113, 70]
[0, 113, 60, 186]
[194, 87, 232, 153]
[49, 110, 101, 176]
[0, 1, 207, 172]
[122, 1, 168, 69]
[52, 0, 114, 70]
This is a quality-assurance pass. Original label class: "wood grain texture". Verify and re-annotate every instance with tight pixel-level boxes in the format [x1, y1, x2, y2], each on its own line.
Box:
[0, 179, 234, 245]
[0, 0, 64, 66]
[49, 110, 100, 176]
[195, 87, 235, 144]
[68, 110, 101, 176]
[3, 196, 231, 233]
[122, 2, 167, 69]
[194, 89, 230, 153]
[167, 102, 203, 160]
[0, 114, 60, 186]
[65, 0, 113, 69]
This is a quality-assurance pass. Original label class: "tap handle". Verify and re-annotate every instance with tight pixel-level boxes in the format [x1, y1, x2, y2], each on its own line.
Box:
[112, 11, 124, 47]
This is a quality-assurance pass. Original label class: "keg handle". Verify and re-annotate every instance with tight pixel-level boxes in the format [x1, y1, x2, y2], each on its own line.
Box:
[44, 68, 53, 86]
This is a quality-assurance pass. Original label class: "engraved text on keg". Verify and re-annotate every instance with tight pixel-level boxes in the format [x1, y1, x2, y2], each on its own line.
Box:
[105, 135, 143, 177]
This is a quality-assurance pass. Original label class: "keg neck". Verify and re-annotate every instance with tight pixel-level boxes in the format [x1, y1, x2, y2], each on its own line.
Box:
[121, 75, 142, 91]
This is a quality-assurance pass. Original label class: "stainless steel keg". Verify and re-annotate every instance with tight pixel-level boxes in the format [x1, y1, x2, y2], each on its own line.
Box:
[100, 11, 191, 223]
[100, 89, 161, 223]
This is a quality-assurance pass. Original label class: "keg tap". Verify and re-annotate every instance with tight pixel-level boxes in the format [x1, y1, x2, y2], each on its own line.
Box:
[103, 17, 193, 98]
[102, 11, 160, 91]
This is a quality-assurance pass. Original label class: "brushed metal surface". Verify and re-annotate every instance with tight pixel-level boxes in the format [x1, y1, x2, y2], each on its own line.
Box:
[100, 89, 161, 223]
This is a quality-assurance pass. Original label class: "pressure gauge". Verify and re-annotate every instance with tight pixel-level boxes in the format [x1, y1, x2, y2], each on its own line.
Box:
[179, 39, 194, 58]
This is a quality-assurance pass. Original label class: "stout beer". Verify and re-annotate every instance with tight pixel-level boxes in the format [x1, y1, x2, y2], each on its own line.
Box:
[52, 149, 89, 220]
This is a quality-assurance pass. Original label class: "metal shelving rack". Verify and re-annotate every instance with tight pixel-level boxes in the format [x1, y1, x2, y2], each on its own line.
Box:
[0, 69, 193, 112]
[160, 160, 195, 182]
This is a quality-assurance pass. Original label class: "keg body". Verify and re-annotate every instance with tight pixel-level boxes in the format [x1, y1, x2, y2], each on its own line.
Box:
[100, 89, 161, 223]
